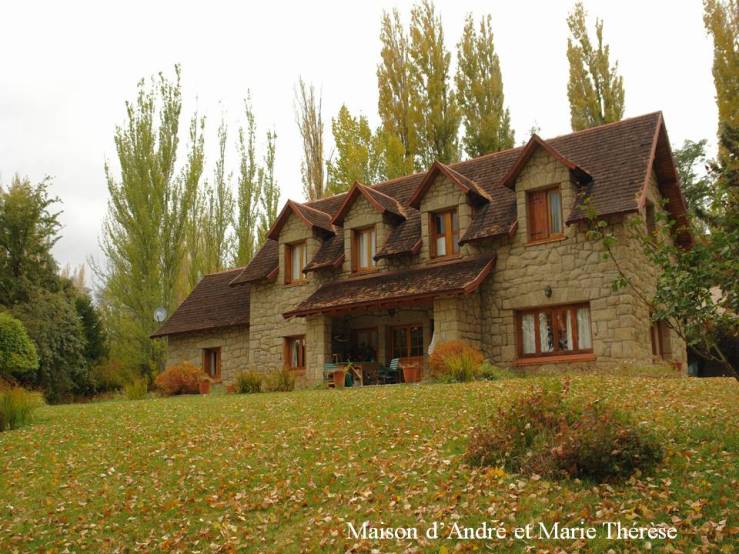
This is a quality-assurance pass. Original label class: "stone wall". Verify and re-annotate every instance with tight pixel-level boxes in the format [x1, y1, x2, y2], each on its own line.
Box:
[418, 176, 475, 261]
[165, 325, 249, 384]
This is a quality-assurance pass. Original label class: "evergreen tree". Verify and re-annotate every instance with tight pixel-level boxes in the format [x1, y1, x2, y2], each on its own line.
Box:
[98, 66, 201, 375]
[234, 95, 261, 266]
[673, 139, 713, 228]
[377, 9, 417, 174]
[456, 14, 514, 157]
[295, 78, 326, 200]
[566, 2, 625, 131]
[408, 0, 460, 166]
[257, 130, 279, 245]
[703, 0, 738, 162]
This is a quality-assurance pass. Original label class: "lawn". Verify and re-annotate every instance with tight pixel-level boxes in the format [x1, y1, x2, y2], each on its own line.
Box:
[0, 376, 736, 552]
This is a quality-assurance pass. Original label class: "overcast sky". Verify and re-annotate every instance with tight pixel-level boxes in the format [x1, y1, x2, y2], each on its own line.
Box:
[0, 0, 717, 286]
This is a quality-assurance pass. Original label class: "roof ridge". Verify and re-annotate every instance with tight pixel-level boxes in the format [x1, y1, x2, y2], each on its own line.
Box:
[203, 266, 247, 277]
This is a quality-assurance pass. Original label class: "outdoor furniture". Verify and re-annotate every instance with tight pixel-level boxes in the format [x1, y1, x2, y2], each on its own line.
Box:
[379, 358, 400, 384]
[323, 362, 338, 388]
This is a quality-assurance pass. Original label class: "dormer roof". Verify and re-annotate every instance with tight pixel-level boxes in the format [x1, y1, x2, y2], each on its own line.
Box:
[266, 200, 335, 241]
[331, 181, 406, 225]
[408, 161, 491, 208]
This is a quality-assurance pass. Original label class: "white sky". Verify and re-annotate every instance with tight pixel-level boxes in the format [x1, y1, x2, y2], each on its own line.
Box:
[0, 0, 717, 285]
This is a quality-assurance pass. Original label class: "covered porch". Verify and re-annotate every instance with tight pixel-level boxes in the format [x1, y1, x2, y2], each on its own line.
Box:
[283, 255, 496, 385]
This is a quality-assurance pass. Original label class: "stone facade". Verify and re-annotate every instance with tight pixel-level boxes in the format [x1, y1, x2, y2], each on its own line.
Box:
[166, 325, 249, 383]
[163, 141, 687, 383]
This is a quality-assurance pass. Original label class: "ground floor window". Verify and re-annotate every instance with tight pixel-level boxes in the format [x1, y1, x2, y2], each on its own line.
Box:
[516, 303, 592, 358]
[650, 321, 665, 359]
[202, 347, 221, 380]
[351, 327, 378, 361]
[284, 336, 305, 369]
[390, 324, 424, 359]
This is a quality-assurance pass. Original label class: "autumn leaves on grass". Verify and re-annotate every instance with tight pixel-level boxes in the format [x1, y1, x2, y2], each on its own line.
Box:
[466, 381, 665, 483]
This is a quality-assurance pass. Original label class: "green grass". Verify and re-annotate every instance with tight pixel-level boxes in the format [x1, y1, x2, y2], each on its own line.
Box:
[0, 376, 736, 552]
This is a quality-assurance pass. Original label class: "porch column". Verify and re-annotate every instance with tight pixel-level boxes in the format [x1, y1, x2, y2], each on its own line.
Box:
[432, 293, 482, 348]
[305, 314, 331, 382]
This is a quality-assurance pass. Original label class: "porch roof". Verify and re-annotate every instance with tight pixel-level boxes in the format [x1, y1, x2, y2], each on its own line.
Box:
[283, 255, 495, 318]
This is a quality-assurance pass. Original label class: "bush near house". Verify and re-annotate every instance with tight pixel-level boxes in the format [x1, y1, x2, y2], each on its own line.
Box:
[154, 362, 207, 396]
[429, 340, 485, 382]
[466, 383, 663, 481]
[123, 377, 149, 400]
[261, 367, 296, 392]
[233, 371, 263, 394]
[0, 387, 43, 431]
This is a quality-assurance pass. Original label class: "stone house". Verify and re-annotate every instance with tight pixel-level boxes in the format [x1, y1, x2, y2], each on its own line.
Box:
[151, 112, 691, 384]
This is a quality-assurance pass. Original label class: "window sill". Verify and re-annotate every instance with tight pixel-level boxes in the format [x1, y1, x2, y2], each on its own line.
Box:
[514, 352, 596, 366]
[526, 235, 566, 246]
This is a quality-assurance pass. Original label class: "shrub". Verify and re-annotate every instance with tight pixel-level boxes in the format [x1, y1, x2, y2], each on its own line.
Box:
[123, 377, 148, 400]
[154, 362, 207, 396]
[0, 387, 43, 431]
[465, 384, 663, 482]
[262, 368, 295, 392]
[478, 361, 516, 381]
[234, 371, 263, 394]
[429, 340, 484, 382]
[0, 312, 39, 379]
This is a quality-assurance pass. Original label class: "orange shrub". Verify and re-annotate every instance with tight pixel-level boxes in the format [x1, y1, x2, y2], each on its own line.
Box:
[154, 362, 207, 396]
[429, 340, 485, 382]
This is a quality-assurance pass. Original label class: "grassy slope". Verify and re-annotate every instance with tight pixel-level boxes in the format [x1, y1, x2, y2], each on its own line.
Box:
[0, 376, 736, 553]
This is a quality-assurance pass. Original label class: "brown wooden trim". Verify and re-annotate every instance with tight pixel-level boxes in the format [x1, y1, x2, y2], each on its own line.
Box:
[500, 134, 589, 190]
[285, 241, 307, 285]
[515, 302, 593, 359]
[429, 209, 460, 259]
[284, 335, 306, 370]
[513, 352, 596, 366]
[352, 225, 377, 273]
[389, 323, 424, 359]
[527, 185, 564, 244]
[638, 112, 663, 210]
[409, 160, 491, 209]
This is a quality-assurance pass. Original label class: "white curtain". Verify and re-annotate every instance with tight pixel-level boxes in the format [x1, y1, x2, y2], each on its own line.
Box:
[370, 229, 376, 266]
[577, 307, 592, 349]
[522, 314, 535, 354]
[565, 310, 573, 350]
[539, 312, 553, 352]
[358, 232, 368, 267]
[549, 190, 562, 233]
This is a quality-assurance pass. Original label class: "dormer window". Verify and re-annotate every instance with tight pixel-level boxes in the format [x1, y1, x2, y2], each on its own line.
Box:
[430, 209, 460, 258]
[352, 226, 377, 272]
[527, 186, 563, 243]
[285, 241, 307, 284]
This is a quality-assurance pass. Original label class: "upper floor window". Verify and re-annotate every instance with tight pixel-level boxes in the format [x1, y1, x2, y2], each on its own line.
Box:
[352, 226, 377, 272]
[527, 186, 563, 242]
[285, 241, 307, 284]
[430, 209, 460, 258]
[517, 303, 592, 358]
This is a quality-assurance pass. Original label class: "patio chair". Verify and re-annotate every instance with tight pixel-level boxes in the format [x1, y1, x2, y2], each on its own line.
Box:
[379, 358, 400, 384]
[323, 362, 338, 387]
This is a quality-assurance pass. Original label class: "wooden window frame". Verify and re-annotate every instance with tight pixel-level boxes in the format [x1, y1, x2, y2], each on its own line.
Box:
[526, 186, 564, 244]
[650, 321, 664, 360]
[429, 209, 460, 259]
[202, 347, 222, 381]
[351, 226, 377, 273]
[388, 323, 424, 359]
[351, 327, 379, 361]
[283, 335, 306, 370]
[515, 302, 593, 359]
[284, 241, 307, 284]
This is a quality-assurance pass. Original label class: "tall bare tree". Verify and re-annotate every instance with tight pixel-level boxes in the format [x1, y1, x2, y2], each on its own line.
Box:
[295, 78, 325, 200]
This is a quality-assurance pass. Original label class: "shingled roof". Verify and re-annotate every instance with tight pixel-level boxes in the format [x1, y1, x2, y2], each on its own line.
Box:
[229, 240, 278, 285]
[236, 112, 690, 283]
[332, 182, 406, 225]
[151, 268, 250, 338]
[284, 256, 496, 318]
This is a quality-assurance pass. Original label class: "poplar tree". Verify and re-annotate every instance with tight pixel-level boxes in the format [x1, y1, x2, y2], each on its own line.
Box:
[234, 95, 261, 266]
[408, 0, 460, 167]
[703, 0, 738, 162]
[99, 66, 201, 374]
[295, 78, 326, 200]
[456, 14, 514, 157]
[257, 130, 279, 245]
[377, 9, 417, 174]
[566, 2, 625, 131]
[326, 105, 383, 194]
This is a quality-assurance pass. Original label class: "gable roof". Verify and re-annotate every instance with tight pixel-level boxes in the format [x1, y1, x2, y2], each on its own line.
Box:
[332, 181, 406, 225]
[229, 240, 279, 285]
[408, 161, 491, 208]
[151, 268, 250, 338]
[498, 134, 592, 189]
[284, 255, 495, 318]
[303, 233, 345, 272]
[236, 112, 691, 279]
[266, 200, 335, 241]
